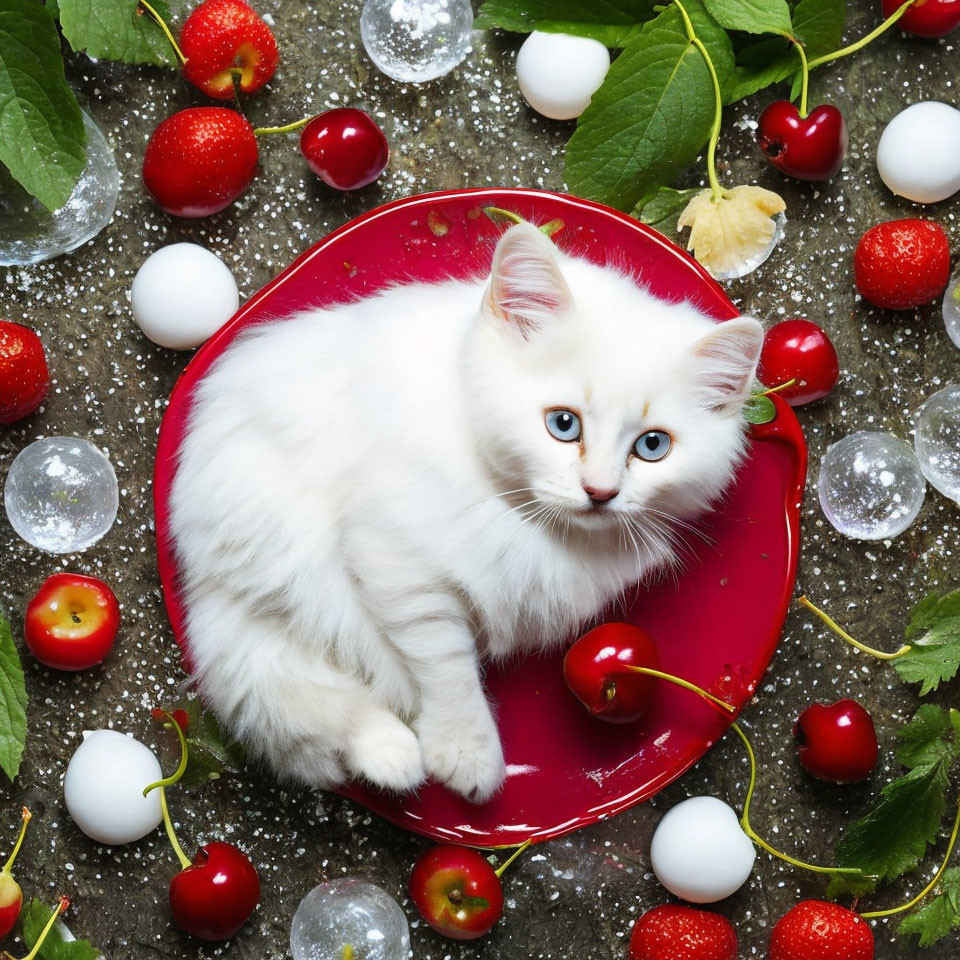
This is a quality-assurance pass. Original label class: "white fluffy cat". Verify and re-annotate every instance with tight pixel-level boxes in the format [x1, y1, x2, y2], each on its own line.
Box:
[170, 222, 763, 803]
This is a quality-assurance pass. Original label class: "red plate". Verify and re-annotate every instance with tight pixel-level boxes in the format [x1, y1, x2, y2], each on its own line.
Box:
[154, 188, 806, 848]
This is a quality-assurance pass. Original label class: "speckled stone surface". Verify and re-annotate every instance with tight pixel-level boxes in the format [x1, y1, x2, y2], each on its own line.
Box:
[0, 1, 958, 957]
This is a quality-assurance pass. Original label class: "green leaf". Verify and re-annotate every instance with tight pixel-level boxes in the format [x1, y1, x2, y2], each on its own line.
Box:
[0, 0, 85, 212]
[906, 590, 960, 640]
[162, 700, 245, 789]
[0, 612, 27, 782]
[58, 0, 176, 67]
[565, 1, 734, 212]
[725, 0, 845, 102]
[22, 899, 100, 960]
[896, 705, 960, 771]
[742, 393, 777, 424]
[703, 0, 791, 36]
[632, 186, 700, 236]
[900, 867, 960, 947]
[475, 0, 657, 45]
[894, 605, 960, 695]
[827, 759, 950, 898]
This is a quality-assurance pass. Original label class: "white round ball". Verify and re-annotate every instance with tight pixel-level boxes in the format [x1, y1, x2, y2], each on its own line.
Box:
[64, 729, 163, 845]
[877, 101, 960, 204]
[516, 31, 610, 121]
[131, 243, 239, 350]
[650, 796, 756, 903]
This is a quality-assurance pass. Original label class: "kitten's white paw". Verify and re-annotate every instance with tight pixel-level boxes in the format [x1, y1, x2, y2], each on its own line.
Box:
[417, 711, 507, 804]
[346, 711, 425, 794]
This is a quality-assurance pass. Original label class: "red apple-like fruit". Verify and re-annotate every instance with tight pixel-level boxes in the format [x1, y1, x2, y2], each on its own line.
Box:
[0, 808, 31, 939]
[409, 845, 504, 940]
[882, 0, 960, 37]
[564, 623, 660, 723]
[794, 699, 878, 783]
[756, 101, 849, 181]
[0, 321, 49, 425]
[169, 842, 260, 941]
[142, 108, 259, 218]
[757, 319, 840, 406]
[24, 573, 120, 671]
[180, 0, 279, 99]
[299, 108, 389, 191]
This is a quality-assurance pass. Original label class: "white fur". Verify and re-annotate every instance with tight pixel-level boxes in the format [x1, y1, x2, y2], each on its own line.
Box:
[170, 224, 763, 802]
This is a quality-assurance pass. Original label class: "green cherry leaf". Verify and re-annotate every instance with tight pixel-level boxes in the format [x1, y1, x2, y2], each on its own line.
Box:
[22, 898, 101, 960]
[742, 393, 777, 425]
[565, 0, 734, 212]
[58, 0, 177, 67]
[632, 186, 701, 238]
[475, 0, 658, 46]
[703, 0, 792, 36]
[0, 610, 27, 782]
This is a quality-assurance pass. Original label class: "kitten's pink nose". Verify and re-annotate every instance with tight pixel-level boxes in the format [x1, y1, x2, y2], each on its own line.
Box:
[584, 485, 618, 503]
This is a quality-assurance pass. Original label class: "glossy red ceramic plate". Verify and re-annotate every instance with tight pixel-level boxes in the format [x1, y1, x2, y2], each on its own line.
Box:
[154, 188, 806, 848]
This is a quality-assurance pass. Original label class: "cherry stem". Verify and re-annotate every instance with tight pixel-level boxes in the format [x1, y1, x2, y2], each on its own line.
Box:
[786, 38, 810, 118]
[144, 710, 192, 871]
[861, 793, 960, 919]
[623, 665, 735, 716]
[494, 839, 532, 879]
[806, 0, 916, 71]
[137, 0, 187, 65]
[2, 808, 31, 875]
[6, 897, 69, 960]
[673, 0, 725, 201]
[730, 721, 866, 876]
[254, 116, 314, 136]
[762, 378, 797, 397]
[797, 595, 912, 660]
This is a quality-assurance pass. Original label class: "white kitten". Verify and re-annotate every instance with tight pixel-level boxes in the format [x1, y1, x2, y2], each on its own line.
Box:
[169, 223, 763, 803]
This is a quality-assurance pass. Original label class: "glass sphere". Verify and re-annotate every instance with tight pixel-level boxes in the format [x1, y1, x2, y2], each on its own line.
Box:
[943, 271, 960, 349]
[915, 385, 960, 503]
[360, 0, 473, 83]
[4, 437, 119, 553]
[290, 879, 409, 960]
[818, 431, 926, 540]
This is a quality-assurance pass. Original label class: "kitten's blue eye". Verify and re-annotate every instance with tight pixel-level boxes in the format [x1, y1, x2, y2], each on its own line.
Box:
[545, 410, 581, 442]
[635, 430, 672, 462]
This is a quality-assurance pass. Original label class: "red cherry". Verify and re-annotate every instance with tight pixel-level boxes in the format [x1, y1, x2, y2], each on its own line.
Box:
[180, 0, 278, 99]
[882, 0, 960, 36]
[409, 845, 504, 940]
[770, 900, 873, 960]
[299, 108, 389, 191]
[24, 573, 120, 672]
[564, 623, 660, 723]
[629, 904, 738, 960]
[143, 108, 258, 218]
[756, 101, 849, 181]
[0, 321, 49, 425]
[0, 809, 31, 939]
[757, 319, 839, 406]
[169, 842, 260, 941]
[794, 699, 878, 783]
[151, 707, 191, 734]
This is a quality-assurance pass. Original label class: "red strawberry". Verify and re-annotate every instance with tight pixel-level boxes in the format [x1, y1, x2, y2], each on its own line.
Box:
[629, 905, 737, 960]
[180, 0, 278, 100]
[143, 108, 258, 218]
[769, 900, 873, 960]
[854, 219, 950, 310]
[0, 321, 49, 425]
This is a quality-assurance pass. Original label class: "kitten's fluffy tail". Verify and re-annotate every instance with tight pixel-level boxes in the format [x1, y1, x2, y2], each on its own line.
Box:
[183, 586, 425, 794]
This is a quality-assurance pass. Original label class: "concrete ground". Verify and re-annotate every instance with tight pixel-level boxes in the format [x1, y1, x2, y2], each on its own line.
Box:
[1, 0, 958, 956]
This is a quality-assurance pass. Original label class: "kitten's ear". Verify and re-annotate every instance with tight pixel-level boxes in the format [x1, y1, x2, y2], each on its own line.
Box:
[690, 317, 764, 414]
[483, 223, 572, 336]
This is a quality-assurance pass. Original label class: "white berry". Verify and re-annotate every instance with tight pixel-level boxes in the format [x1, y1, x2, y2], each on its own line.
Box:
[876, 101, 960, 204]
[650, 796, 756, 903]
[131, 242, 239, 350]
[64, 729, 164, 845]
[515, 31, 610, 121]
